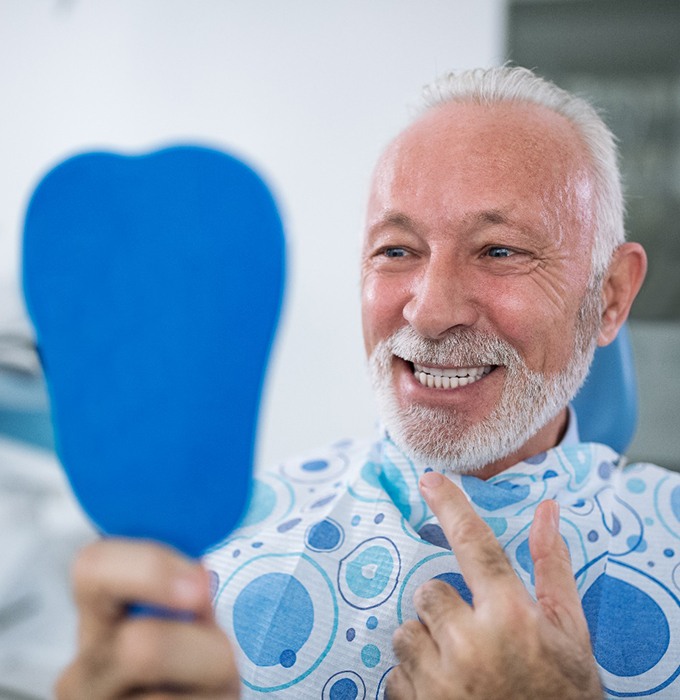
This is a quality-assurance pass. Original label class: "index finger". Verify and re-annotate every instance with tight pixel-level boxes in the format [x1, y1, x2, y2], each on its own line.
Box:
[419, 471, 528, 604]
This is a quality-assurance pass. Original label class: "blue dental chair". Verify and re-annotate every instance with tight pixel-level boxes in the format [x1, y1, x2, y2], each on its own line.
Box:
[0, 367, 54, 450]
[572, 323, 638, 454]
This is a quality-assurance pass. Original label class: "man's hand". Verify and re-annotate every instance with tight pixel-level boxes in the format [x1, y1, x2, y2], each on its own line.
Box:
[387, 472, 602, 700]
[56, 539, 240, 699]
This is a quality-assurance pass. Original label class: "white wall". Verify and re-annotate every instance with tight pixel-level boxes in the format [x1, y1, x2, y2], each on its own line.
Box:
[0, 0, 505, 468]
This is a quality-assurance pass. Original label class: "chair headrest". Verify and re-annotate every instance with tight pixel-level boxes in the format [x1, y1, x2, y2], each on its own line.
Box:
[572, 324, 638, 454]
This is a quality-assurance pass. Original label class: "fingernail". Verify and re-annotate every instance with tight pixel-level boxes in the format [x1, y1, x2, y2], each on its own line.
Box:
[548, 500, 560, 530]
[420, 471, 444, 491]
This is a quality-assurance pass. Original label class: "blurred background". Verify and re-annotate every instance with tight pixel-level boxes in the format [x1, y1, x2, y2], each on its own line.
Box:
[0, 1, 678, 697]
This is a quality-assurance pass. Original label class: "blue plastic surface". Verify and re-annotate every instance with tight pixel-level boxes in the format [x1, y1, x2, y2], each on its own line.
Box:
[22, 145, 285, 558]
[572, 324, 638, 454]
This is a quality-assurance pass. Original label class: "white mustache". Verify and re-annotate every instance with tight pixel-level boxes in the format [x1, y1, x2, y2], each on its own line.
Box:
[377, 326, 522, 369]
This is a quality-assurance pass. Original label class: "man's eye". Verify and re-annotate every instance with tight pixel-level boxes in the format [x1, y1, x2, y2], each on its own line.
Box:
[486, 246, 513, 258]
[382, 247, 408, 258]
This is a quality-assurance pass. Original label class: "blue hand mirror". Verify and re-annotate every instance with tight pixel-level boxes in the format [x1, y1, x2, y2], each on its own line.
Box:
[22, 145, 285, 558]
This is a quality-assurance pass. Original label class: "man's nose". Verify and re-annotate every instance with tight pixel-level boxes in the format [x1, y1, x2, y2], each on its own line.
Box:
[402, 261, 479, 339]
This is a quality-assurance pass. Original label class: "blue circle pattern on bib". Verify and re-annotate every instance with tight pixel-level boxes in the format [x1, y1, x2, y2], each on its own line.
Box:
[207, 438, 680, 699]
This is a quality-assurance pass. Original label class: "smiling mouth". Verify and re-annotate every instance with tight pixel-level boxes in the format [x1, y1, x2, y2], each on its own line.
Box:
[411, 362, 494, 389]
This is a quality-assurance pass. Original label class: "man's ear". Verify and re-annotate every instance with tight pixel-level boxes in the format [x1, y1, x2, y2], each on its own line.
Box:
[598, 242, 648, 347]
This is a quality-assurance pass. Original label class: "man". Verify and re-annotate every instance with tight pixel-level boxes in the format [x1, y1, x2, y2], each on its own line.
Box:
[58, 66, 676, 700]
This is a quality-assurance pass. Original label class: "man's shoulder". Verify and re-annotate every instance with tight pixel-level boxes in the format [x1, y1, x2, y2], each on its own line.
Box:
[611, 456, 680, 511]
[620, 457, 680, 482]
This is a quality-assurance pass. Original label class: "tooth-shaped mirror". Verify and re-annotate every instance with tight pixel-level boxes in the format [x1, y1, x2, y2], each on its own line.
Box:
[22, 145, 285, 558]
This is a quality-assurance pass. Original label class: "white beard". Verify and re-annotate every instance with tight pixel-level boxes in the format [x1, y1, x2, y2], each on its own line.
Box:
[368, 286, 602, 473]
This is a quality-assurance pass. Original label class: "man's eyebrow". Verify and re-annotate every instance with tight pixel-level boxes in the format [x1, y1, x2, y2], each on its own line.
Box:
[466, 209, 512, 227]
[367, 209, 518, 239]
[376, 209, 513, 229]
[371, 212, 418, 231]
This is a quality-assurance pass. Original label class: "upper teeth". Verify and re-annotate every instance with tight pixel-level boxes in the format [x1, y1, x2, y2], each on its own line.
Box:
[412, 363, 492, 389]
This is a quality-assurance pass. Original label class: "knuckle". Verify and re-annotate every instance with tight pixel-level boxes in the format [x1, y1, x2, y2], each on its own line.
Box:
[537, 589, 568, 620]
[415, 578, 451, 609]
[475, 539, 513, 578]
[483, 595, 540, 647]
[392, 620, 421, 657]
[556, 541, 574, 568]
[453, 514, 485, 548]
[492, 589, 533, 621]
[453, 516, 511, 575]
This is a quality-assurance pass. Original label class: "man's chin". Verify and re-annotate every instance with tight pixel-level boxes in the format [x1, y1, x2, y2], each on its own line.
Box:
[380, 403, 519, 474]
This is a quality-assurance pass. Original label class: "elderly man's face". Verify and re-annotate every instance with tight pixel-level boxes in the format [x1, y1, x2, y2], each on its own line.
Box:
[361, 101, 603, 476]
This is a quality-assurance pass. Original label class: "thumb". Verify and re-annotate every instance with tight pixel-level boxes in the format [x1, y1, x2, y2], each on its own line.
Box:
[529, 500, 584, 632]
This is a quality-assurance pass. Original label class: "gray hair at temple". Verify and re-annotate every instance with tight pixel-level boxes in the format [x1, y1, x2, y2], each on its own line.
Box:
[421, 66, 625, 280]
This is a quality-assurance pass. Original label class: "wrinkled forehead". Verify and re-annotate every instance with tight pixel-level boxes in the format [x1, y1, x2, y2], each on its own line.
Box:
[367, 100, 596, 236]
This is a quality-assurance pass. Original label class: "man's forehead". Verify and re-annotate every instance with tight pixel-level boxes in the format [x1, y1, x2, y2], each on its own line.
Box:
[369, 100, 592, 212]
[381, 99, 588, 175]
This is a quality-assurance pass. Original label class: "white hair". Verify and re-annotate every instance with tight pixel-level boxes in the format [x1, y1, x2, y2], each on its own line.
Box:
[421, 66, 625, 278]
